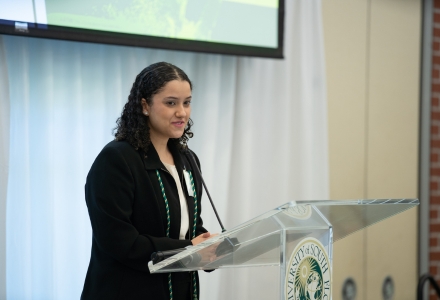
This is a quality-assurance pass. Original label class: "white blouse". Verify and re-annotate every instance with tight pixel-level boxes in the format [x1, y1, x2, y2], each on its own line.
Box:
[163, 162, 189, 240]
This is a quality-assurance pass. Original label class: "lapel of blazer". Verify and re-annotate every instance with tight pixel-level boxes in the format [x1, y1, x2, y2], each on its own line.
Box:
[141, 143, 163, 170]
[141, 141, 196, 239]
[138, 144, 169, 237]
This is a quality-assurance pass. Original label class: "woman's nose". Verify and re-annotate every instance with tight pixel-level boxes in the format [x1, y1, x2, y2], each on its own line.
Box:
[176, 105, 187, 117]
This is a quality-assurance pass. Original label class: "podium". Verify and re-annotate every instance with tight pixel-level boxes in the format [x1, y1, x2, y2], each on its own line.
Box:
[148, 199, 419, 299]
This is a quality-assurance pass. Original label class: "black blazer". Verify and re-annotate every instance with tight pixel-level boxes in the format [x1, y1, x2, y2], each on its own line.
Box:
[81, 140, 207, 300]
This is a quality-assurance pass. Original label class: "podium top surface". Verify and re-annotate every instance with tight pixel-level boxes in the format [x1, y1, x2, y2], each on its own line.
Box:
[211, 198, 419, 243]
[148, 199, 419, 273]
[283, 198, 419, 240]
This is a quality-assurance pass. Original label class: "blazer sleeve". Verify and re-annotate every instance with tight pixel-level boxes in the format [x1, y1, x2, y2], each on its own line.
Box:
[85, 145, 191, 273]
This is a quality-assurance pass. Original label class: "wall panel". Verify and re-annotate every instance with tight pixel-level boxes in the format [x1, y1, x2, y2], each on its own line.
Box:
[366, 0, 421, 299]
[322, 0, 368, 298]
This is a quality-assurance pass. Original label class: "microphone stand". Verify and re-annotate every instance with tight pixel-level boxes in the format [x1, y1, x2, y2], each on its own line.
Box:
[184, 148, 226, 233]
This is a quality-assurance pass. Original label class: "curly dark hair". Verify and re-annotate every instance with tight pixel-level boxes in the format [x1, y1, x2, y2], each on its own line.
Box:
[114, 62, 194, 153]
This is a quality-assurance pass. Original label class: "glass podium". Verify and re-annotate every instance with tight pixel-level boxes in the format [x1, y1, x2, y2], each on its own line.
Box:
[148, 199, 419, 299]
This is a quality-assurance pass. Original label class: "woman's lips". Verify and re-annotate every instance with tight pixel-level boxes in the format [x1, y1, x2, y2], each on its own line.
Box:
[172, 121, 185, 128]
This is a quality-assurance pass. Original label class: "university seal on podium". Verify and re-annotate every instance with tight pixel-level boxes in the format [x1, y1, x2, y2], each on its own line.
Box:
[283, 205, 312, 220]
[286, 237, 331, 300]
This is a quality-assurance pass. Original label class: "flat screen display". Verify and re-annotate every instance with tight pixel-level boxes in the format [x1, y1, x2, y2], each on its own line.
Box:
[0, 0, 284, 58]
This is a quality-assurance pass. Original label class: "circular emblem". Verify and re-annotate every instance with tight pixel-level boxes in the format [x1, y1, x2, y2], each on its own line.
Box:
[284, 205, 312, 220]
[286, 237, 331, 300]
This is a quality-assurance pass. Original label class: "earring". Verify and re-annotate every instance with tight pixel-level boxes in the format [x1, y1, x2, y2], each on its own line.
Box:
[144, 111, 149, 116]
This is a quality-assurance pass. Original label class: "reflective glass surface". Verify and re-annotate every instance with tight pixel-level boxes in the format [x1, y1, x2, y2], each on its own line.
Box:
[148, 199, 418, 273]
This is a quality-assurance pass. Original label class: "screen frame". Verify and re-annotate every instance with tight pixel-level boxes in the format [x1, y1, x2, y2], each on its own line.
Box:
[0, 0, 285, 59]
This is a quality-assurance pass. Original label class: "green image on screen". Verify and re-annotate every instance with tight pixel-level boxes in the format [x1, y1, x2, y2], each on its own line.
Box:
[44, 0, 278, 48]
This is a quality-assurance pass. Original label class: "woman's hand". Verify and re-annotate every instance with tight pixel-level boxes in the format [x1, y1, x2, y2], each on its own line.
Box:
[191, 232, 218, 245]
[191, 232, 220, 264]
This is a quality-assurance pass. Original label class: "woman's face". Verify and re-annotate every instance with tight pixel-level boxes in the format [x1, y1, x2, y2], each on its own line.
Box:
[142, 79, 192, 142]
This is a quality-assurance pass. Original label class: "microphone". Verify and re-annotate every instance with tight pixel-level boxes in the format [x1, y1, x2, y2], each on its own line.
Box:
[151, 248, 202, 265]
[151, 248, 186, 264]
[150, 238, 240, 265]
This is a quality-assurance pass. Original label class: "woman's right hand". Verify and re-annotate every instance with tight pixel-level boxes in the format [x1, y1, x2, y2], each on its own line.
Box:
[191, 232, 220, 263]
[191, 232, 217, 245]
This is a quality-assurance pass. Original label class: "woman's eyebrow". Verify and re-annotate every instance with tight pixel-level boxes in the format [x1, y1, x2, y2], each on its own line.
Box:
[163, 96, 192, 100]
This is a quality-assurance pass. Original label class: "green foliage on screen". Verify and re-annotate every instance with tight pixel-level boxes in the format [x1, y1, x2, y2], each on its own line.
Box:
[45, 0, 278, 48]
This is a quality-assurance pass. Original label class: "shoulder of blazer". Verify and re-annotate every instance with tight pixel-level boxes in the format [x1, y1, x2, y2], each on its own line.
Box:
[94, 140, 144, 170]
[102, 140, 137, 154]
